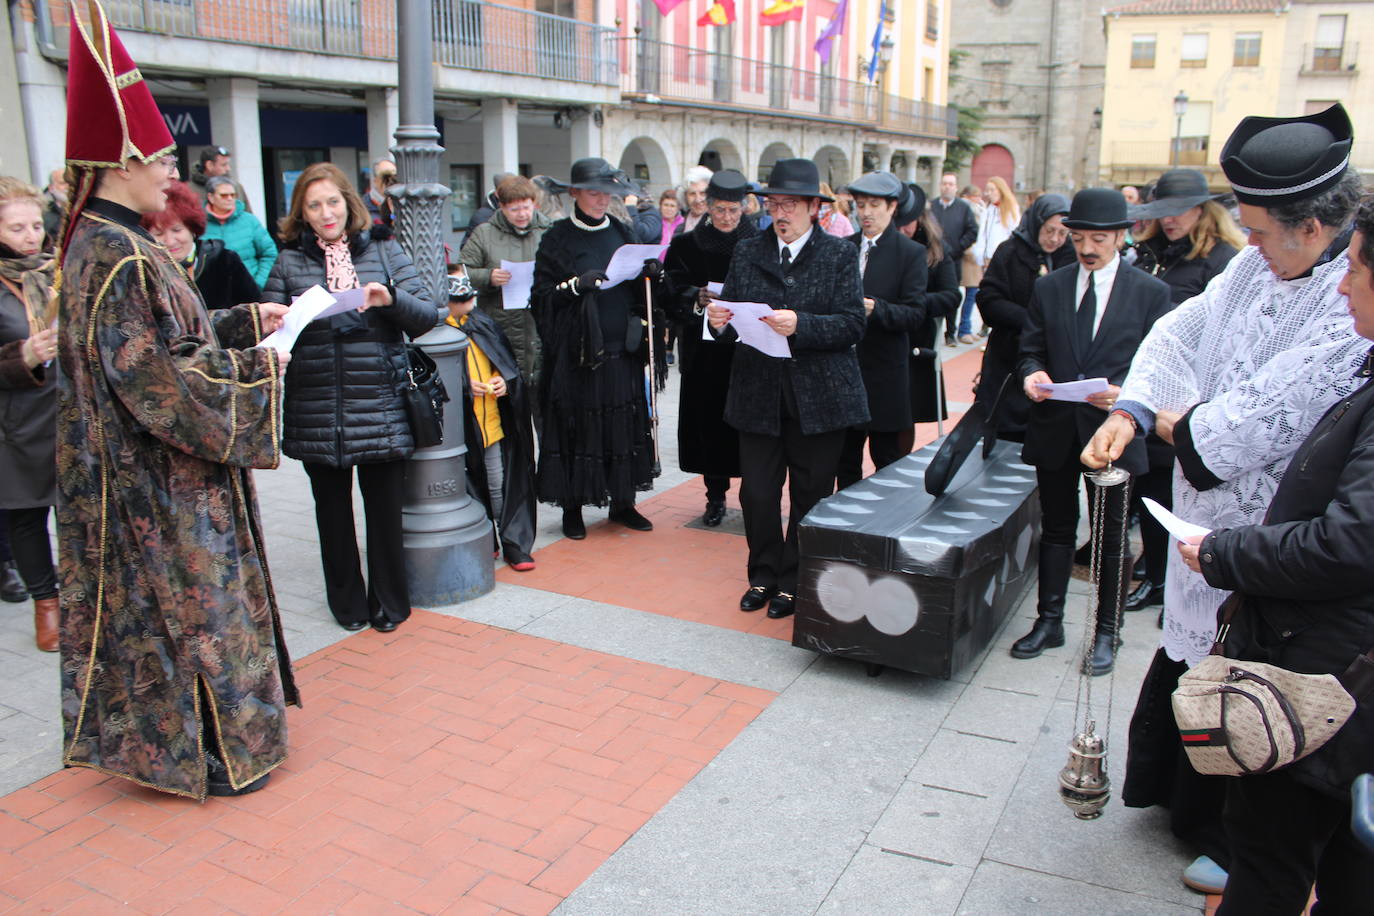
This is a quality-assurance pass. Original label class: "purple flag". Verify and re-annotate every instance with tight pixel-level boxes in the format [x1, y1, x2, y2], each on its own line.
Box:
[814, 0, 850, 65]
[650, 0, 688, 13]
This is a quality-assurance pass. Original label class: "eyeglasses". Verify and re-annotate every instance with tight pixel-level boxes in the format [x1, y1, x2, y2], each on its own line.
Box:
[763, 197, 807, 213]
[707, 203, 742, 217]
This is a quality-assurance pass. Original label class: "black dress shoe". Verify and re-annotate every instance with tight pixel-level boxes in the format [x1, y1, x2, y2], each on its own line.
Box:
[1009, 619, 1065, 659]
[1132, 555, 1148, 581]
[766, 591, 795, 619]
[1124, 579, 1165, 612]
[740, 585, 774, 612]
[370, 611, 399, 633]
[608, 506, 653, 531]
[340, 619, 368, 632]
[563, 508, 586, 540]
[0, 560, 27, 603]
[702, 499, 726, 527]
[1082, 632, 1121, 677]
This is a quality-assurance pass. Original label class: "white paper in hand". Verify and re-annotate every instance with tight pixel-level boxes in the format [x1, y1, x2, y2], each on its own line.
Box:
[701, 282, 725, 341]
[1141, 497, 1211, 543]
[500, 260, 535, 310]
[1036, 377, 1109, 402]
[601, 243, 668, 289]
[724, 300, 791, 358]
[259, 285, 364, 355]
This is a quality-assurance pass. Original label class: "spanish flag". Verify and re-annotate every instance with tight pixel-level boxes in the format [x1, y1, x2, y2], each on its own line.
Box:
[698, 0, 736, 25]
[760, 0, 803, 25]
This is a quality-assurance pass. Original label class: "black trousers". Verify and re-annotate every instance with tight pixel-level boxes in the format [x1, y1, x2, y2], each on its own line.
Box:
[1131, 465, 1172, 581]
[835, 428, 908, 491]
[8, 506, 56, 600]
[1217, 770, 1374, 915]
[304, 460, 410, 627]
[1036, 462, 1133, 604]
[703, 474, 730, 502]
[738, 421, 845, 595]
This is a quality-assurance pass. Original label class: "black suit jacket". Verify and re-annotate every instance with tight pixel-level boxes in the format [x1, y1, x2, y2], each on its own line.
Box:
[1016, 261, 1173, 474]
[718, 228, 868, 437]
[849, 226, 928, 430]
[933, 198, 978, 262]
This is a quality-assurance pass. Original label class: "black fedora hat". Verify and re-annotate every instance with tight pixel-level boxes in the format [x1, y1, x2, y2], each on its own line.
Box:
[1128, 169, 1226, 220]
[756, 158, 833, 201]
[1062, 188, 1132, 231]
[568, 157, 634, 195]
[706, 169, 750, 202]
[895, 182, 928, 226]
[845, 171, 905, 201]
[1221, 103, 1352, 207]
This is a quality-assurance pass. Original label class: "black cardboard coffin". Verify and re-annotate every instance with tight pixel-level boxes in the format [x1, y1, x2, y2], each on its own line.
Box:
[793, 439, 1040, 679]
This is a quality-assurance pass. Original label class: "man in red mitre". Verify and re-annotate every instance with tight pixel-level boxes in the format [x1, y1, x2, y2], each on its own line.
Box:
[57, 0, 295, 799]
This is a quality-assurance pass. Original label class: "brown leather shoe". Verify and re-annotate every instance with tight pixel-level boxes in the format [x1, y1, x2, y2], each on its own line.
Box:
[34, 596, 59, 652]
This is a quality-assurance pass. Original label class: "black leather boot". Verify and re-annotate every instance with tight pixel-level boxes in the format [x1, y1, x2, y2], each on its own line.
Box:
[0, 560, 27, 603]
[1011, 543, 1075, 659]
[1084, 551, 1132, 676]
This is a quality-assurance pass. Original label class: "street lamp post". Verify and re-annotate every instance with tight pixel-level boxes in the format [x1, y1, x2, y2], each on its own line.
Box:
[1172, 90, 1189, 168]
[391, 0, 495, 606]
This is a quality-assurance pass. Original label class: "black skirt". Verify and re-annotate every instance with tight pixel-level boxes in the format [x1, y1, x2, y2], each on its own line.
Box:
[536, 351, 657, 508]
[1122, 647, 1231, 867]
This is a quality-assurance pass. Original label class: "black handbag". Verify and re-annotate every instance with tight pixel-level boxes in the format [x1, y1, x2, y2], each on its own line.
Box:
[401, 345, 448, 449]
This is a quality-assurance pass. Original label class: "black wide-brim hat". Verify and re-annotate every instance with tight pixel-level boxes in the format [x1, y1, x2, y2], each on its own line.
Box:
[895, 182, 928, 226]
[1128, 169, 1226, 220]
[846, 171, 905, 201]
[756, 158, 833, 201]
[1221, 103, 1352, 207]
[1062, 187, 1133, 230]
[568, 157, 635, 195]
[706, 169, 750, 202]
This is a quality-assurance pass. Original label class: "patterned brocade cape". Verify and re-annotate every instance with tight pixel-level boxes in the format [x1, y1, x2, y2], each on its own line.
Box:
[57, 200, 298, 800]
[1118, 243, 1368, 665]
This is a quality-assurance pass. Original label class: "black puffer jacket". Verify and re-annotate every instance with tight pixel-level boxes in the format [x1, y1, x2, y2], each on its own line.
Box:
[1132, 233, 1238, 305]
[262, 229, 437, 467]
[1199, 350, 1374, 800]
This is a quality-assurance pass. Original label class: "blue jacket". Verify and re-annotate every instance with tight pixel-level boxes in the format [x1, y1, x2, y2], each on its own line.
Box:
[202, 200, 278, 287]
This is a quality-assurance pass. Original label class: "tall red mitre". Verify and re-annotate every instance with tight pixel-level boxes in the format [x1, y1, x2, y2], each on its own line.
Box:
[65, 0, 174, 167]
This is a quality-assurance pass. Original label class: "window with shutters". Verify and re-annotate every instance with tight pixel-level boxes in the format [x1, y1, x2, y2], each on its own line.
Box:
[1234, 32, 1260, 67]
[1131, 34, 1156, 68]
[1313, 15, 1346, 71]
[1180, 33, 1208, 68]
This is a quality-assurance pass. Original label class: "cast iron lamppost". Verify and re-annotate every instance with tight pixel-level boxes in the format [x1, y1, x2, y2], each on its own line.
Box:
[1172, 90, 1189, 168]
[390, 0, 495, 605]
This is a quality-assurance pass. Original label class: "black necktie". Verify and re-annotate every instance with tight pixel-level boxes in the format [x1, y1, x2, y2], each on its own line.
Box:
[1076, 276, 1097, 354]
[780, 246, 792, 271]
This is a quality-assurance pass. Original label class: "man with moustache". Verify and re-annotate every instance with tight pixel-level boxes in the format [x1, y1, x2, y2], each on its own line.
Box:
[837, 171, 927, 487]
[1083, 104, 1368, 894]
[1013, 188, 1172, 676]
[706, 159, 867, 619]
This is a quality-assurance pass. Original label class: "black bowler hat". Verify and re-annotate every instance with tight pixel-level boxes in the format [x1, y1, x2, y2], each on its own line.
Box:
[1221, 103, 1352, 207]
[895, 182, 928, 226]
[846, 171, 905, 201]
[756, 158, 833, 201]
[1128, 169, 1225, 220]
[567, 157, 634, 195]
[1062, 188, 1132, 230]
[706, 169, 750, 202]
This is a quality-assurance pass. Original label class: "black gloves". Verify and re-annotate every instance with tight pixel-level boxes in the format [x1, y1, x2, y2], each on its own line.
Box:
[557, 270, 609, 297]
[640, 259, 664, 283]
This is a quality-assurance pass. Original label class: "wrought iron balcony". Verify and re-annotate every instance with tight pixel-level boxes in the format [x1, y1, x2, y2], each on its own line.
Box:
[1299, 42, 1359, 76]
[623, 39, 956, 140]
[49, 0, 619, 86]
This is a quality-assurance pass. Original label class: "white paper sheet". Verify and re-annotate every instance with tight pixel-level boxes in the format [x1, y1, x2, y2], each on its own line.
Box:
[1142, 497, 1212, 543]
[1036, 377, 1109, 402]
[722, 300, 792, 358]
[700, 283, 726, 341]
[499, 259, 535, 310]
[258, 285, 365, 355]
[601, 243, 668, 290]
[706, 281, 724, 295]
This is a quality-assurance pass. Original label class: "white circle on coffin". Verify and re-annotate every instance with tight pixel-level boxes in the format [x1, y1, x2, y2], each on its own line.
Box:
[815, 564, 869, 623]
[867, 578, 919, 635]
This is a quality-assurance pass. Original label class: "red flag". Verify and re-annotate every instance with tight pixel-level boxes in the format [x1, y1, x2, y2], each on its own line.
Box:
[651, 0, 689, 14]
[698, 0, 736, 26]
[760, 0, 803, 26]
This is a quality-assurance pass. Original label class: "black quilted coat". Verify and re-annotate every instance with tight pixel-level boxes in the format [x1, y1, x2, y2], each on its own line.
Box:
[261, 229, 437, 467]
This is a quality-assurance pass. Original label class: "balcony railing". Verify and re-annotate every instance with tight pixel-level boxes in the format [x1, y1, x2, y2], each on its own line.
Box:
[622, 39, 956, 140]
[43, 0, 619, 86]
[1300, 42, 1359, 75]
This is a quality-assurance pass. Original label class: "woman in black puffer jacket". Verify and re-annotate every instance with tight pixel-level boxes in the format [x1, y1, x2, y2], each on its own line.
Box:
[263, 162, 436, 632]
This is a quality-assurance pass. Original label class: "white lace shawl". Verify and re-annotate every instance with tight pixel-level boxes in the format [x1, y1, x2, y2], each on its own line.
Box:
[1118, 244, 1368, 664]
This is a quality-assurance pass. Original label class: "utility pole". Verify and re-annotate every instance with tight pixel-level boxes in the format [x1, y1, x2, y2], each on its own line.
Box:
[391, 0, 495, 605]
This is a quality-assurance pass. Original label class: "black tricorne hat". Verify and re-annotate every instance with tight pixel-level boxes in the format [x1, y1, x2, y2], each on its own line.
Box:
[895, 182, 927, 226]
[1128, 169, 1225, 220]
[706, 169, 750, 202]
[1220, 103, 1352, 207]
[846, 171, 905, 201]
[756, 158, 832, 201]
[1062, 188, 1132, 231]
[568, 157, 635, 195]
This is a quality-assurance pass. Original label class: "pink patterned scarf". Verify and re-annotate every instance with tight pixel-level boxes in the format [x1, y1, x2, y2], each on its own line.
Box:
[318, 236, 359, 292]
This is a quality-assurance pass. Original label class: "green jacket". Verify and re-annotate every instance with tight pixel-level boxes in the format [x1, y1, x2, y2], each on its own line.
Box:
[459, 208, 551, 389]
[202, 201, 278, 287]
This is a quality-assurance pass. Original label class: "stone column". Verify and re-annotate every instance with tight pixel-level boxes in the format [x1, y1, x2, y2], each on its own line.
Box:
[482, 97, 520, 182]
[206, 77, 266, 215]
[569, 107, 604, 163]
[366, 87, 399, 170]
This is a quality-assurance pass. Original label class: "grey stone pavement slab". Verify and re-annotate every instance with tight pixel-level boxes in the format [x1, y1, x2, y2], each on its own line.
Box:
[1, 358, 1204, 913]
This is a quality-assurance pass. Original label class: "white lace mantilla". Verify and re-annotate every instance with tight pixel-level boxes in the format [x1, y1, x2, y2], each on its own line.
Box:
[1119, 245, 1368, 664]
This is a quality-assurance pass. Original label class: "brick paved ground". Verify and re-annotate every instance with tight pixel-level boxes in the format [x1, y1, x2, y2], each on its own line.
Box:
[0, 341, 1213, 914]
